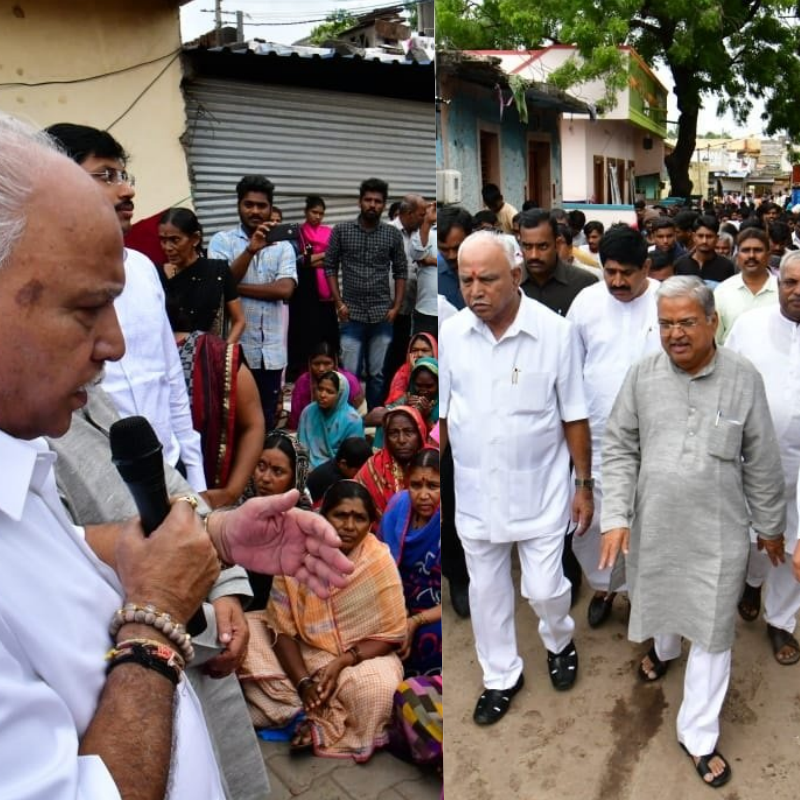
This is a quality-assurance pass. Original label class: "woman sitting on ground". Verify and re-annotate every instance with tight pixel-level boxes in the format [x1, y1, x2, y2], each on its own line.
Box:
[379, 448, 441, 677]
[356, 406, 428, 520]
[239, 480, 407, 761]
[384, 333, 437, 405]
[288, 341, 364, 430]
[297, 371, 365, 470]
[243, 430, 311, 610]
[159, 207, 245, 342]
[368, 357, 438, 447]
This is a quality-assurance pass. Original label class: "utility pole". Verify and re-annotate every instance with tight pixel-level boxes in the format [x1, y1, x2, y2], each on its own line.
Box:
[236, 10, 244, 43]
[215, 0, 223, 47]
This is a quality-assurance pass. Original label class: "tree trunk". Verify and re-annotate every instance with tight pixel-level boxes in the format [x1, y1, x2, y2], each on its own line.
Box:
[664, 106, 699, 198]
[664, 66, 700, 199]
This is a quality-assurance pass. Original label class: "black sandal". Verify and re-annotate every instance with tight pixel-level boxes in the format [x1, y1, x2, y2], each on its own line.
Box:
[737, 583, 761, 622]
[679, 742, 732, 788]
[638, 645, 669, 682]
[767, 624, 800, 665]
[289, 720, 314, 755]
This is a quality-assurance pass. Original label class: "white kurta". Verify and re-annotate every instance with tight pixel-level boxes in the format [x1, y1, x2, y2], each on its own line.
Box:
[0, 432, 224, 800]
[725, 305, 800, 550]
[102, 248, 206, 491]
[439, 293, 587, 543]
[566, 279, 662, 587]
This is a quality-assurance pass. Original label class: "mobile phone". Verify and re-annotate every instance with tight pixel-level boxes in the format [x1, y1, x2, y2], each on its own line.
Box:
[266, 223, 299, 243]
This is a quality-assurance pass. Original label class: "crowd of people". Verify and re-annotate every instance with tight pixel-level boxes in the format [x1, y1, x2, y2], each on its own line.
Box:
[439, 189, 800, 790]
[0, 111, 442, 800]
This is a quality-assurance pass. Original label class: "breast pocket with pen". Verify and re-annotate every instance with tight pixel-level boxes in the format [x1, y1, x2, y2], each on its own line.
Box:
[499, 371, 552, 415]
[707, 416, 743, 461]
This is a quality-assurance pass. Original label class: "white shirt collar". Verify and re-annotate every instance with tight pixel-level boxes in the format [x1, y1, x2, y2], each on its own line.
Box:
[467, 290, 540, 342]
[0, 431, 57, 522]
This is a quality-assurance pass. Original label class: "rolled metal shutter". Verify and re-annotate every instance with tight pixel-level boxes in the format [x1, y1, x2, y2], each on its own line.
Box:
[182, 77, 436, 236]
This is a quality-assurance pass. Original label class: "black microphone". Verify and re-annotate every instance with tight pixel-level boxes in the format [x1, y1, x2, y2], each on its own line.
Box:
[109, 415, 207, 635]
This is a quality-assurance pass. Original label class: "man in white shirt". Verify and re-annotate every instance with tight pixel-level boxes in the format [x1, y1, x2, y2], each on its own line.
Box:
[0, 113, 355, 800]
[440, 231, 592, 726]
[567, 225, 661, 628]
[713, 227, 778, 343]
[725, 250, 800, 666]
[46, 123, 206, 491]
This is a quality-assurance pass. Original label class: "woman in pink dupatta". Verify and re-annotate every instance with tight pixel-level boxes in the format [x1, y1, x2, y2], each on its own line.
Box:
[287, 195, 340, 379]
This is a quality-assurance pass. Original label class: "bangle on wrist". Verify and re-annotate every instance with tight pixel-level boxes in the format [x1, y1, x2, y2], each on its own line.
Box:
[575, 477, 595, 489]
[296, 676, 314, 694]
[346, 645, 361, 666]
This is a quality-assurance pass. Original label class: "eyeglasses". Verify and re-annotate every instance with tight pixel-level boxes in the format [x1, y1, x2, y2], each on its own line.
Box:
[88, 168, 135, 187]
[658, 318, 701, 332]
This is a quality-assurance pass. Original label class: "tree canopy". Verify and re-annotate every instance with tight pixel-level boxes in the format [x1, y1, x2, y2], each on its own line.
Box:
[307, 9, 357, 45]
[436, 0, 800, 197]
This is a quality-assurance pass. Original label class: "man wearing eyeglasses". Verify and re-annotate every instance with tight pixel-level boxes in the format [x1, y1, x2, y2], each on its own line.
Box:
[725, 250, 800, 668]
[599, 275, 785, 789]
[45, 123, 206, 495]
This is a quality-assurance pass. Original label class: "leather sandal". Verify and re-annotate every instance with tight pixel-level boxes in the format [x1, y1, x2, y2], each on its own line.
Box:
[679, 742, 732, 788]
[473, 673, 524, 725]
[638, 644, 669, 682]
[547, 640, 578, 691]
[587, 592, 616, 628]
[767, 624, 800, 666]
[737, 583, 761, 622]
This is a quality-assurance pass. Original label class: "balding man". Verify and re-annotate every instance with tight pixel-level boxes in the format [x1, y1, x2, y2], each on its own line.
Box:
[439, 231, 592, 726]
[0, 113, 352, 800]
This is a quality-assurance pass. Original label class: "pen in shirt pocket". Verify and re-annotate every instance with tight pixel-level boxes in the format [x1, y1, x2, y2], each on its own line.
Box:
[512, 368, 520, 385]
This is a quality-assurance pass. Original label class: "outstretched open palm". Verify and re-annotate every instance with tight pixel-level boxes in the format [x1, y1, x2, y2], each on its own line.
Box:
[217, 491, 354, 598]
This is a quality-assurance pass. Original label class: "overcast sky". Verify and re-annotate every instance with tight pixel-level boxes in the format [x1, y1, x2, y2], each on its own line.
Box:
[179, 0, 397, 46]
[178, 2, 768, 137]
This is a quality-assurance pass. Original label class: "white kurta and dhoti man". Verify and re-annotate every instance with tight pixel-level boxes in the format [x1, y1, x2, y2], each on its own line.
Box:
[440, 294, 588, 689]
[601, 347, 785, 754]
[725, 305, 800, 634]
[566, 278, 661, 591]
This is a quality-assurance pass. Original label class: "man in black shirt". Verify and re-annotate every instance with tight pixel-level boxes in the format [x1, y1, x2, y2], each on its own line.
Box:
[517, 209, 597, 605]
[674, 215, 735, 286]
[325, 178, 408, 409]
[518, 209, 598, 316]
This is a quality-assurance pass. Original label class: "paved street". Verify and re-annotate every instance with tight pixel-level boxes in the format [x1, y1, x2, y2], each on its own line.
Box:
[259, 738, 440, 799]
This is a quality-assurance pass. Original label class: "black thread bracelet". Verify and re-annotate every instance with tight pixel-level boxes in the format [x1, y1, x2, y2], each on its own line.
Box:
[106, 646, 180, 686]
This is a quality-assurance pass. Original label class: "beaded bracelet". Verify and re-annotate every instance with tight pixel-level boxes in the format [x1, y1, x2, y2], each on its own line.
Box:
[106, 641, 182, 686]
[109, 602, 195, 663]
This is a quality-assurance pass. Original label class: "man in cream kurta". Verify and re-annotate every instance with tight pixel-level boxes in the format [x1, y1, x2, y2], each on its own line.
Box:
[566, 226, 661, 627]
[600, 276, 785, 788]
[440, 231, 592, 726]
[725, 250, 800, 665]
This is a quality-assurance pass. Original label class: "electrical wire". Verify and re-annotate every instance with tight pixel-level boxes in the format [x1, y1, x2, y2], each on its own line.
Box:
[0, 49, 181, 89]
[106, 52, 182, 132]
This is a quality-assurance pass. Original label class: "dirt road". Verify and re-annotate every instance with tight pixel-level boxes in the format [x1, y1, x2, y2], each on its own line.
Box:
[444, 579, 800, 799]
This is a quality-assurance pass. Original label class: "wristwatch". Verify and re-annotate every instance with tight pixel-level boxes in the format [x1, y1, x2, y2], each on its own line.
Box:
[574, 478, 595, 489]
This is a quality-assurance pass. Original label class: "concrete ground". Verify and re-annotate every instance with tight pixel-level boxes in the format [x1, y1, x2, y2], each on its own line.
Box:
[444, 577, 800, 800]
[259, 738, 441, 799]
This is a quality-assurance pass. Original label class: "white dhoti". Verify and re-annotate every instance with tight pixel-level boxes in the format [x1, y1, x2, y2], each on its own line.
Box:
[655, 635, 731, 756]
[461, 527, 575, 690]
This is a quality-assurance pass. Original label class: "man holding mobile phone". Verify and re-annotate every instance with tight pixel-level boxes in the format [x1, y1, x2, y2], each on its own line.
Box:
[209, 176, 297, 428]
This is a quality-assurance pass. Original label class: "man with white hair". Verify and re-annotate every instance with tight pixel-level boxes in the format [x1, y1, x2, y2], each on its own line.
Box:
[600, 276, 785, 788]
[725, 250, 800, 666]
[439, 230, 592, 725]
[0, 114, 353, 800]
